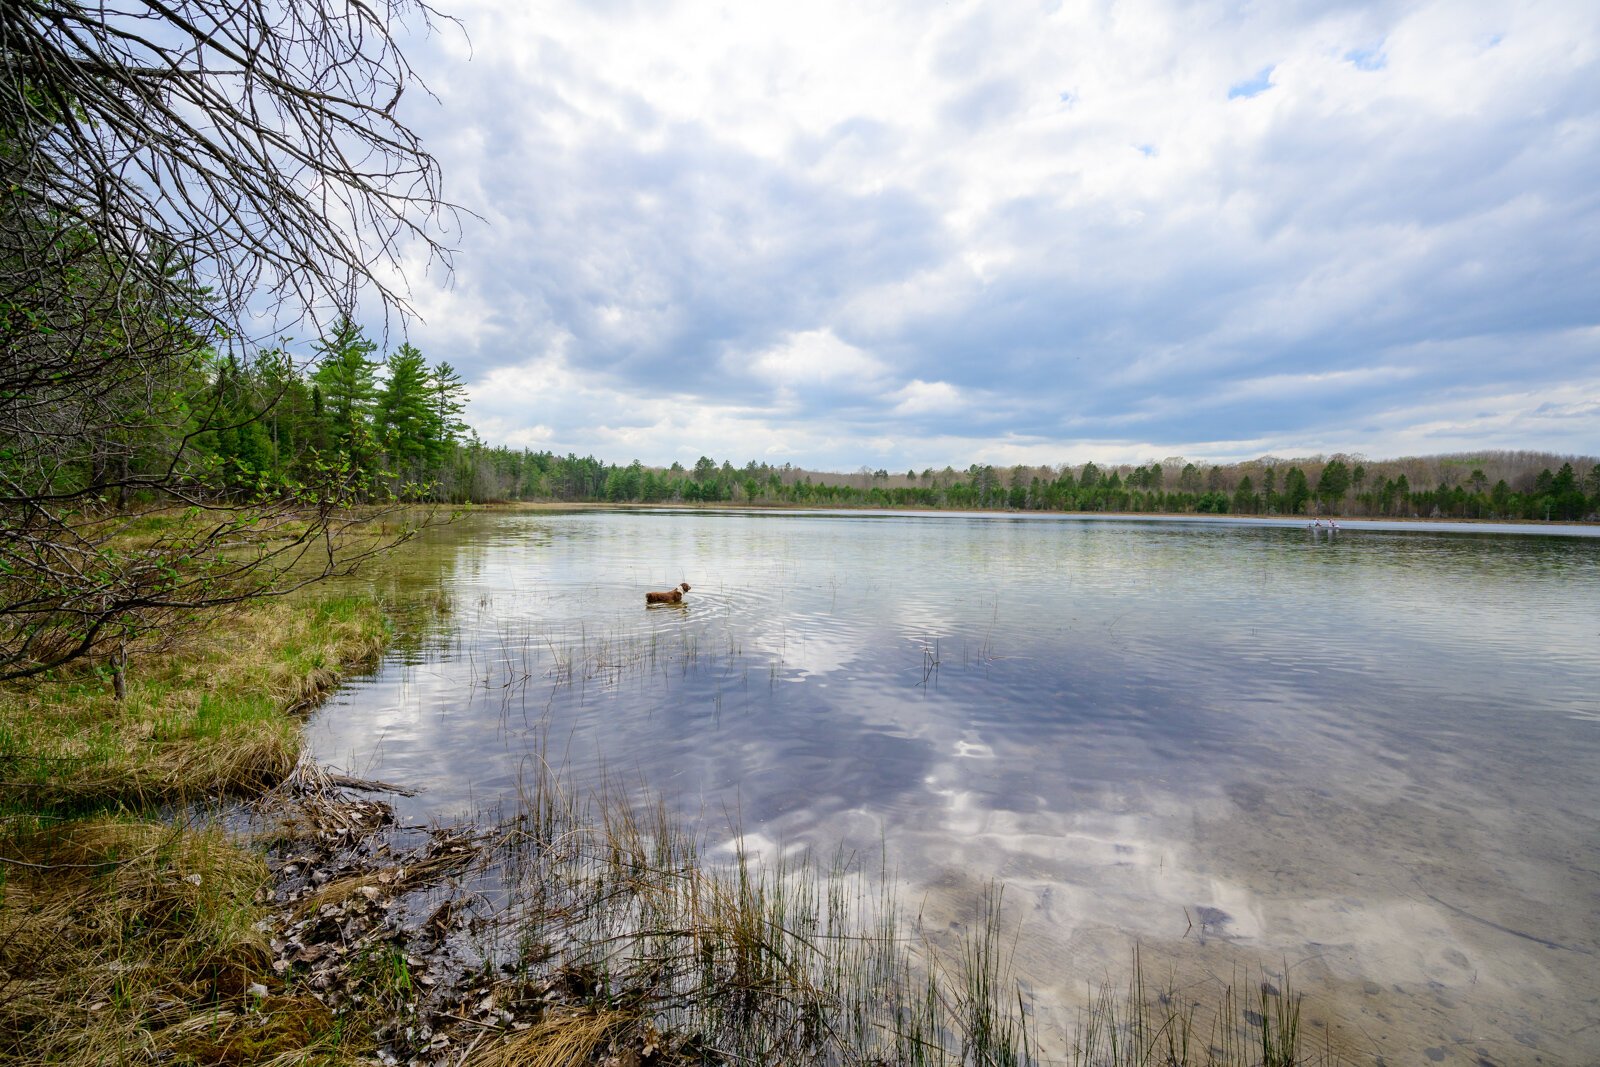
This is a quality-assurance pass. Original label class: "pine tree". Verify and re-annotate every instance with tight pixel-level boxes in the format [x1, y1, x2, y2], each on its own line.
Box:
[311, 317, 379, 478]
[428, 361, 470, 461]
[376, 343, 434, 481]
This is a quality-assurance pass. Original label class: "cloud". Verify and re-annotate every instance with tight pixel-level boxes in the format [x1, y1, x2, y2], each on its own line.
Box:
[891, 379, 966, 416]
[746, 329, 888, 392]
[381, 0, 1600, 469]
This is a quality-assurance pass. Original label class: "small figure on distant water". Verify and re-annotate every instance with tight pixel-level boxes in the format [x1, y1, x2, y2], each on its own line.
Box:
[646, 582, 691, 605]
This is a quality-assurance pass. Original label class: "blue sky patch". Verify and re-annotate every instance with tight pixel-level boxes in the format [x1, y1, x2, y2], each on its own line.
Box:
[1227, 66, 1275, 99]
[1346, 46, 1386, 71]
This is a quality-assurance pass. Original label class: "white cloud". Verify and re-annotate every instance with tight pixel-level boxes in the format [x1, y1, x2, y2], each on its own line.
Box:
[745, 329, 888, 391]
[892, 379, 966, 416]
[391, 0, 1600, 467]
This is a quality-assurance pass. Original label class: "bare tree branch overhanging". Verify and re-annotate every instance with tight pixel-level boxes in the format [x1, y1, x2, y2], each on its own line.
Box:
[1, 0, 459, 331]
[0, 1, 463, 685]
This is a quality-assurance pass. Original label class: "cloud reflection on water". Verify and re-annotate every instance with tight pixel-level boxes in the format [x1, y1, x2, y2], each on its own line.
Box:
[308, 510, 1600, 1063]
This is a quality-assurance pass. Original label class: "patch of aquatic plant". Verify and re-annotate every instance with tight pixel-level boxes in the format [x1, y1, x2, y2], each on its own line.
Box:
[1071, 947, 1329, 1067]
[452, 761, 1032, 1065]
[450, 763, 1342, 1066]
[464, 619, 748, 701]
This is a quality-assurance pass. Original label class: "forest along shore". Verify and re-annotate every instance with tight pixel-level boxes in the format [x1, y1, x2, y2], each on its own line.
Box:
[480, 498, 1598, 528]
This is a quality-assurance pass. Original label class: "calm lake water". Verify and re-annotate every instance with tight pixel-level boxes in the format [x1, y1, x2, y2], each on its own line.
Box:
[307, 508, 1600, 1064]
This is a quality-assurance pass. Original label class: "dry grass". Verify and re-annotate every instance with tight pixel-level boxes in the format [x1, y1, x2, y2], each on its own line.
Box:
[0, 817, 290, 1066]
[468, 1009, 638, 1067]
[0, 593, 391, 1066]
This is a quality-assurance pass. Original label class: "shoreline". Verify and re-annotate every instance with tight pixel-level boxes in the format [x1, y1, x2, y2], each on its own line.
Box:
[0, 576, 1357, 1066]
[34, 499, 1600, 1062]
[470, 497, 1598, 529]
[0, 584, 1351, 1066]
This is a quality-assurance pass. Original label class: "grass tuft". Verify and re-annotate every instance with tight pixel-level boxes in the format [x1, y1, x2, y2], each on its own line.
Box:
[0, 596, 386, 813]
[470, 1009, 637, 1067]
[0, 593, 390, 1066]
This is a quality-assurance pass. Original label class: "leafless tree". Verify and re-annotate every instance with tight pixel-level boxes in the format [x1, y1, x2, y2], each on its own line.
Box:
[2, 0, 457, 329]
[0, 0, 461, 682]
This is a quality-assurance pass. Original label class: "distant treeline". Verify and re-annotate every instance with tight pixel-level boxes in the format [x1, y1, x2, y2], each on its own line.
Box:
[170, 332, 1596, 521]
[463, 450, 1599, 522]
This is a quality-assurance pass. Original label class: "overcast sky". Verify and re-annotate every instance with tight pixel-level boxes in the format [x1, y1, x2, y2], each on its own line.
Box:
[382, 0, 1599, 470]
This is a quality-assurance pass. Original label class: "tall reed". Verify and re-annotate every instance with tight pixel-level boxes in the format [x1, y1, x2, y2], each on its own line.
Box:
[463, 761, 1339, 1066]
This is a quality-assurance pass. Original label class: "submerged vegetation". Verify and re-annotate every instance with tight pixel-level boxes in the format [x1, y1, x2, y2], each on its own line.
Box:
[458, 763, 1341, 1067]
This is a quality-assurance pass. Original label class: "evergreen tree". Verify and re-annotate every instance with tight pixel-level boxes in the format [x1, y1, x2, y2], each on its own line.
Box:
[1232, 475, 1257, 514]
[429, 362, 470, 460]
[206, 353, 275, 493]
[312, 317, 379, 476]
[1282, 467, 1311, 514]
[375, 343, 435, 481]
[1316, 459, 1351, 511]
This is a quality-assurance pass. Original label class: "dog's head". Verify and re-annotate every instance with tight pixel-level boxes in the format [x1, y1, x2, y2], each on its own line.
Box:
[680, 583, 691, 593]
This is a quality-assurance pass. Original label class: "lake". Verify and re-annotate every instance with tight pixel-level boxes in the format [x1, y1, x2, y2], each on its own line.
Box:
[306, 508, 1600, 1064]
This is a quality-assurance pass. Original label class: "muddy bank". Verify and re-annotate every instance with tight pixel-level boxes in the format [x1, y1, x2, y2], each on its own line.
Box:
[252, 764, 673, 1066]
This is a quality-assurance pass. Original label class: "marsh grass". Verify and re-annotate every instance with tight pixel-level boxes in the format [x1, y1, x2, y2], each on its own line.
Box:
[1066, 946, 1328, 1067]
[470, 765, 937, 1063]
[460, 763, 1341, 1067]
[471, 623, 726, 699]
[0, 596, 386, 814]
[0, 594, 390, 1066]
[0, 815, 317, 1066]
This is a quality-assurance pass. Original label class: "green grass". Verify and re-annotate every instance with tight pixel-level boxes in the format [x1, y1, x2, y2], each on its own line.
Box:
[0, 595, 386, 815]
[0, 593, 392, 1066]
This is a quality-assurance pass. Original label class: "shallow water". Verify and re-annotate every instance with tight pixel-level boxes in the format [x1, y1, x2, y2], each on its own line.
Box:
[306, 509, 1600, 1064]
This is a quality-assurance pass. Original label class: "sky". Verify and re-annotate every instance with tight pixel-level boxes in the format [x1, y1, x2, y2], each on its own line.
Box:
[378, 0, 1599, 470]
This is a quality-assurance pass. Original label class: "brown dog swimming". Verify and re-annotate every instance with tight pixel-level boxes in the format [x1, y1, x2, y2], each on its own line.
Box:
[645, 582, 691, 605]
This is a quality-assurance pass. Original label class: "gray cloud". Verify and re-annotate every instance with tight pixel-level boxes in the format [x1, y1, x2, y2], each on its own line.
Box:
[387, 0, 1599, 468]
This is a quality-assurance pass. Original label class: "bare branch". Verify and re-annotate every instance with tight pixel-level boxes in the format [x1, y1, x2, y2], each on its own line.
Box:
[0, 0, 465, 680]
